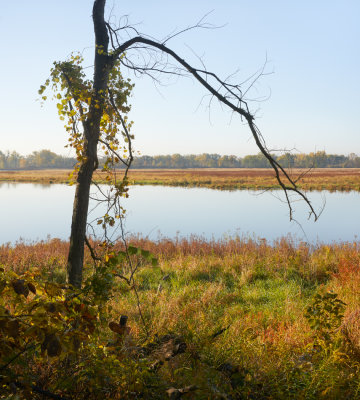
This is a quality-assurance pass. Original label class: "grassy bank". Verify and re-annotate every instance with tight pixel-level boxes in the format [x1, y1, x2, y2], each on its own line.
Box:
[1, 236, 360, 398]
[0, 168, 359, 191]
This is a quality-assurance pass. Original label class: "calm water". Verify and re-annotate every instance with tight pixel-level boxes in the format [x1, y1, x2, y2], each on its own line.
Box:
[0, 182, 359, 244]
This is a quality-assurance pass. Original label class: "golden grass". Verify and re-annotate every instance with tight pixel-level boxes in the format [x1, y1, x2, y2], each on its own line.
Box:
[0, 168, 359, 191]
[2, 237, 360, 397]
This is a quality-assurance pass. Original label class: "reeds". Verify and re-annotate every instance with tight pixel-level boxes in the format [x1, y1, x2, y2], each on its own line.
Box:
[2, 236, 360, 397]
[1, 168, 359, 191]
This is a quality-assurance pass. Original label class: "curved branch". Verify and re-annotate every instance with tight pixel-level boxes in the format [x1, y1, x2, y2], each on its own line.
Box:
[107, 88, 134, 181]
[111, 36, 318, 221]
[98, 138, 128, 167]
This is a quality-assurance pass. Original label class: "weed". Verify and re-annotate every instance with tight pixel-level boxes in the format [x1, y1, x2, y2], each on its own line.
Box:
[1, 237, 360, 398]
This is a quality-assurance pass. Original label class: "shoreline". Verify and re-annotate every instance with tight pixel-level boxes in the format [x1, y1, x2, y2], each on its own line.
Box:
[0, 168, 359, 191]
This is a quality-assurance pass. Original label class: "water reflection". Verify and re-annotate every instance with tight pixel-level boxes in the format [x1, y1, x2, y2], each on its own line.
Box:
[0, 183, 359, 244]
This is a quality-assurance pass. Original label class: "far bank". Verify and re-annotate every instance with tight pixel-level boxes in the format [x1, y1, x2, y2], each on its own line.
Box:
[0, 168, 359, 191]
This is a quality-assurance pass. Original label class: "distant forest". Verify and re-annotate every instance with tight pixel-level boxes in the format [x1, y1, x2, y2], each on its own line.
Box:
[1, 149, 360, 170]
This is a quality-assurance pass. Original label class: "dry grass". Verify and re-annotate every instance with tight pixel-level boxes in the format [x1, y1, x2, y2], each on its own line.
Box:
[0, 168, 359, 191]
[2, 237, 360, 398]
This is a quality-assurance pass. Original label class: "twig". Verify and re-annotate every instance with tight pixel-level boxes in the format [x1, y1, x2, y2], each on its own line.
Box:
[132, 277, 150, 339]
[210, 325, 230, 340]
[0, 343, 36, 371]
[84, 236, 101, 262]
[107, 33, 320, 222]
[10, 380, 71, 400]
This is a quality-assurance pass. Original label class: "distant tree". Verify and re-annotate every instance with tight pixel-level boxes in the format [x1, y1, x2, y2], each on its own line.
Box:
[171, 153, 183, 168]
[1, 148, 358, 170]
[349, 153, 357, 160]
[41, 0, 318, 288]
[277, 152, 295, 168]
[0, 151, 5, 169]
[6, 151, 21, 169]
[243, 153, 271, 168]
[345, 154, 360, 168]
[218, 155, 240, 168]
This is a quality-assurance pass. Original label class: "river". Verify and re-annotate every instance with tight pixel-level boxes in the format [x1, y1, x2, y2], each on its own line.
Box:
[0, 182, 359, 244]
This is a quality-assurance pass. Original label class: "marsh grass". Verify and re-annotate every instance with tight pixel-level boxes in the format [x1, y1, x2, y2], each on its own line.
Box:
[1, 168, 359, 191]
[1, 237, 360, 398]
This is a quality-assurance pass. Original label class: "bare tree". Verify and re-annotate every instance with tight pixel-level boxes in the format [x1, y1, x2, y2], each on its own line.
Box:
[49, 0, 318, 288]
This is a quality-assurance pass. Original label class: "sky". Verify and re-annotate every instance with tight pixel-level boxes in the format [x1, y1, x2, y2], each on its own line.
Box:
[0, 1, 359, 157]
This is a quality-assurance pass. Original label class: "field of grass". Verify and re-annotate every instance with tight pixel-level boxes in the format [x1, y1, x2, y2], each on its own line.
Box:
[2, 236, 360, 398]
[0, 168, 359, 191]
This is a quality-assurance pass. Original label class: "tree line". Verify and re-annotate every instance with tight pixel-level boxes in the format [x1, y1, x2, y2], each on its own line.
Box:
[1, 149, 359, 170]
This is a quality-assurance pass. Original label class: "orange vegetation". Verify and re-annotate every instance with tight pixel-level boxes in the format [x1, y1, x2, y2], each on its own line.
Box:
[0, 167, 359, 191]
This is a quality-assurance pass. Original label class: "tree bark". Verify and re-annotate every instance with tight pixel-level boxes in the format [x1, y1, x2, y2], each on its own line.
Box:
[67, 0, 112, 288]
[67, 131, 96, 288]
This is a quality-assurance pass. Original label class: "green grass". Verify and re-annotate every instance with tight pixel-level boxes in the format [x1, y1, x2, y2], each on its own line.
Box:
[2, 237, 360, 398]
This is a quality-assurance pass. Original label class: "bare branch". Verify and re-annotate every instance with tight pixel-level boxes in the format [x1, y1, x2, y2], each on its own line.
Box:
[107, 88, 134, 180]
[98, 138, 128, 167]
[85, 236, 101, 262]
[161, 10, 224, 45]
[108, 35, 318, 220]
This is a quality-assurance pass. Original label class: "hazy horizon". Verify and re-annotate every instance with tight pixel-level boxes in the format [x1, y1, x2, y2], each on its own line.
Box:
[1, 148, 358, 158]
[1, 1, 359, 156]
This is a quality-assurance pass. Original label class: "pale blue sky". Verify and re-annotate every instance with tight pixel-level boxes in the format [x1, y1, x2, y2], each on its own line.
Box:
[1, 1, 359, 157]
